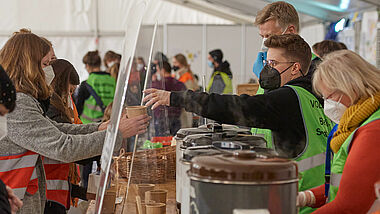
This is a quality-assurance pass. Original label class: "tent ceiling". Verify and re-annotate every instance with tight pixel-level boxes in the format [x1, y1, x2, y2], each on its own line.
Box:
[166, 0, 378, 24]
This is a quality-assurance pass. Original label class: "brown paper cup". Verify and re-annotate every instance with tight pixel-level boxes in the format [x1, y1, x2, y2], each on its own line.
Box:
[145, 203, 166, 214]
[137, 184, 155, 200]
[126, 106, 147, 118]
[135, 200, 155, 214]
[145, 189, 168, 204]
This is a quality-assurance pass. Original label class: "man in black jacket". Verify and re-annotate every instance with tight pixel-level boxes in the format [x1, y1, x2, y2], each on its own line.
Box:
[144, 34, 332, 159]
[144, 35, 333, 211]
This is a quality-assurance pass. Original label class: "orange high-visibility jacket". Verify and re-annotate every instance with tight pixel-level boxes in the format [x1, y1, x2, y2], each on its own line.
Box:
[0, 150, 39, 199]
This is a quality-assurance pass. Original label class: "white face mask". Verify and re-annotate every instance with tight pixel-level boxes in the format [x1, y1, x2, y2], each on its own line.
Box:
[68, 95, 74, 110]
[136, 63, 144, 71]
[107, 61, 115, 68]
[260, 37, 268, 52]
[43, 65, 55, 86]
[0, 115, 7, 140]
[156, 72, 162, 81]
[324, 98, 347, 124]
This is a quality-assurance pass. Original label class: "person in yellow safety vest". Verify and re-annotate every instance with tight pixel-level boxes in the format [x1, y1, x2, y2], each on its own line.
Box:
[0, 65, 23, 214]
[296, 50, 380, 213]
[206, 49, 233, 94]
[74, 50, 116, 124]
[144, 34, 333, 214]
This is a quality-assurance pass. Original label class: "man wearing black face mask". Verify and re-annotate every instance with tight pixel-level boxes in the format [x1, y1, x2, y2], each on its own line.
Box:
[144, 35, 333, 210]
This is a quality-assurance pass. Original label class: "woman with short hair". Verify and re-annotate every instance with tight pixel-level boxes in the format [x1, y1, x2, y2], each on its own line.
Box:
[298, 50, 380, 213]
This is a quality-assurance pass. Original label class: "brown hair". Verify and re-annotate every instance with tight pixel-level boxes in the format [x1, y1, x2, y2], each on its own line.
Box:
[104, 51, 121, 68]
[265, 34, 311, 73]
[254, 1, 299, 32]
[109, 63, 120, 81]
[50, 59, 80, 122]
[0, 30, 51, 99]
[174, 53, 195, 75]
[102, 102, 113, 122]
[312, 40, 347, 58]
[83, 50, 101, 68]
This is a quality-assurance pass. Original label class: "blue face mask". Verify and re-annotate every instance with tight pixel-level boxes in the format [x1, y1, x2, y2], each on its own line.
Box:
[208, 61, 214, 68]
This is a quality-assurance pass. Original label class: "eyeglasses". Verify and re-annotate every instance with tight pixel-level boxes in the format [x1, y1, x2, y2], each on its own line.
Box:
[322, 91, 340, 100]
[264, 59, 295, 67]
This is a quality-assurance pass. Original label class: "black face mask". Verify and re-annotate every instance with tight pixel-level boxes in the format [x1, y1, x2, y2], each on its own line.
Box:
[259, 64, 294, 90]
[172, 66, 180, 72]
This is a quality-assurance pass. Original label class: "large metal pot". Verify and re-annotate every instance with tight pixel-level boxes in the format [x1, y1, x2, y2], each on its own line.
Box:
[188, 151, 298, 214]
[174, 124, 252, 206]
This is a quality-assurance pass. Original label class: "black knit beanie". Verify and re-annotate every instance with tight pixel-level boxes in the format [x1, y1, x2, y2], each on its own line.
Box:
[0, 65, 16, 112]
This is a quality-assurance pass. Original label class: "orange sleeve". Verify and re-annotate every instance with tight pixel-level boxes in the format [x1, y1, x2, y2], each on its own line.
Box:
[178, 72, 193, 83]
[71, 96, 82, 124]
[313, 120, 380, 213]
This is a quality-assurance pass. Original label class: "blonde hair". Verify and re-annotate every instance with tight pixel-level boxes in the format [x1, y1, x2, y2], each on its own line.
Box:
[0, 30, 51, 99]
[109, 63, 120, 81]
[254, 1, 299, 32]
[313, 50, 380, 105]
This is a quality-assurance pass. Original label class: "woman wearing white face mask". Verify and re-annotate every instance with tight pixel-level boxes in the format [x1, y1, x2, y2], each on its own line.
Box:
[0, 30, 149, 214]
[297, 50, 380, 213]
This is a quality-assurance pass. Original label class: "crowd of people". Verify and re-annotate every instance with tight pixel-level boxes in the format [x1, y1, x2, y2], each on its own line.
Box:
[0, 1, 378, 214]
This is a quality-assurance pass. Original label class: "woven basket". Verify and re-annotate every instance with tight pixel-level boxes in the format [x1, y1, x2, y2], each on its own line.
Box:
[164, 146, 176, 180]
[115, 146, 176, 184]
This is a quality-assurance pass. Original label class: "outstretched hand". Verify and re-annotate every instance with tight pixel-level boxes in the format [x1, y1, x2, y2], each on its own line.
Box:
[6, 186, 23, 214]
[143, 88, 171, 109]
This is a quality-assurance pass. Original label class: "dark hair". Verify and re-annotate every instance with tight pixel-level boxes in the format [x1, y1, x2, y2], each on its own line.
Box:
[265, 34, 311, 73]
[254, 1, 299, 32]
[0, 65, 16, 112]
[137, 57, 145, 65]
[50, 59, 80, 122]
[104, 51, 121, 68]
[312, 40, 348, 58]
[154, 52, 168, 63]
[209, 49, 223, 63]
[83, 50, 101, 68]
[158, 61, 171, 74]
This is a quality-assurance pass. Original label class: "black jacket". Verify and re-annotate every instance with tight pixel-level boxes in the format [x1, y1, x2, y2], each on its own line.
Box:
[0, 179, 10, 214]
[171, 75, 323, 158]
[214, 60, 232, 78]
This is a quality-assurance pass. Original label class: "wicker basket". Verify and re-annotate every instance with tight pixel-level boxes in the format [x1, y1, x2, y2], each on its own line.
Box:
[164, 146, 176, 180]
[114, 146, 176, 184]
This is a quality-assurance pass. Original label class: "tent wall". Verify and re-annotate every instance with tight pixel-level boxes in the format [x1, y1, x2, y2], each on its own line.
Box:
[0, 23, 325, 91]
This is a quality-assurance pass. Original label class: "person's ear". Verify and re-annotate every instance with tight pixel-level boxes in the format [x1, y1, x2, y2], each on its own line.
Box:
[287, 25, 296, 34]
[290, 62, 302, 76]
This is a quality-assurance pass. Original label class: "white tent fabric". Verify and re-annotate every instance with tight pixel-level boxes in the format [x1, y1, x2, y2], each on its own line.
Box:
[0, 0, 326, 87]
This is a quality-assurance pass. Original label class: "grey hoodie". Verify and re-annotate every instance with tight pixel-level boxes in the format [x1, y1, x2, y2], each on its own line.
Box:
[0, 93, 122, 213]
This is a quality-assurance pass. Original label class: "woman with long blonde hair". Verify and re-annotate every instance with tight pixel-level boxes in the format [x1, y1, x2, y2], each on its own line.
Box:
[0, 30, 149, 213]
[297, 50, 380, 213]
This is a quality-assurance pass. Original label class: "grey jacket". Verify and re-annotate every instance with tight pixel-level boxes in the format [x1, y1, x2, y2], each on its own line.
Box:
[0, 93, 122, 213]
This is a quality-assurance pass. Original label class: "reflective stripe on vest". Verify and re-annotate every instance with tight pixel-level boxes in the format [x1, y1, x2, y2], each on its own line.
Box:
[0, 151, 39, 199]
[330, 172, 342, 187]
[44, 157, 71, 208]
[297, 152, 326, 172]
[329, 109, 380, 202]
[85, 103, 103, 112]
[81, 114, 102, 123]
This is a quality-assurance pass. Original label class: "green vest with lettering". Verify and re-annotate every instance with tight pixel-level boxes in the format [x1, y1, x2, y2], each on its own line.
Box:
[251, 85, 273, 148]
[206, 71, 233, 94]
[251, 85, 333, 214]
[80, 72, 116, 124]
[329, 108, 380, 202]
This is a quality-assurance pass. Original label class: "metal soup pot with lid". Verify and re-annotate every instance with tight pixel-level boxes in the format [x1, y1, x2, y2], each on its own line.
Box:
[188, 151, 298, 214]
